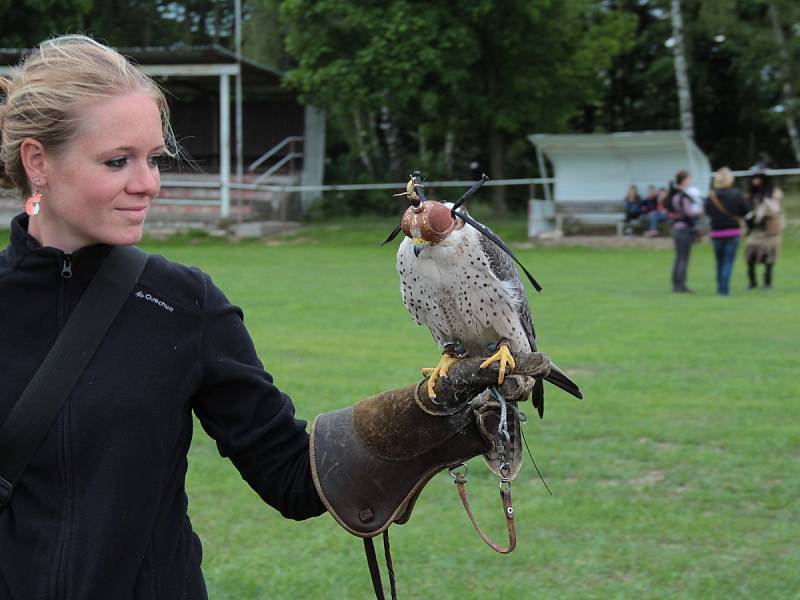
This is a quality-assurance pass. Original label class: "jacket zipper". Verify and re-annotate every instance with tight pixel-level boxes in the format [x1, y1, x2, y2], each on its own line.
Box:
[61, 255, 72, 279]
[52, 253, 73, 599]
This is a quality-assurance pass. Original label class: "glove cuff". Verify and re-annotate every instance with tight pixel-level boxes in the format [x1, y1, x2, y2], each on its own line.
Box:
[309, 384, 489, 538]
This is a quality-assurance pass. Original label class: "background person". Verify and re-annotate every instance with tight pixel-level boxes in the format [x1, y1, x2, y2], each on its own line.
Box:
[644, 187, 670, 237]
[704, 167, 749, 295]
[666, 170, 703, 293]
[641, 185, 658, 213]
[743, 168, 785, 289]
[623, 184, 642, 236]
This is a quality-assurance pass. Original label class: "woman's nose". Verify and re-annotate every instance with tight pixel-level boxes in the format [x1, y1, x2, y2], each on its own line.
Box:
[127, 160, 161, 197]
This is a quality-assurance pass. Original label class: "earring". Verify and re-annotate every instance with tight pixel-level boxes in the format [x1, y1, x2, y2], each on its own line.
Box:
[26, 179, 42, 216]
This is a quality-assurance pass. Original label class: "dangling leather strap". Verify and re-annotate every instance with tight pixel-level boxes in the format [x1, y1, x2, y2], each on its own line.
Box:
[363, 530, 397, 600]
[452, 471, 517, 554]
[383, 530, 397, 599]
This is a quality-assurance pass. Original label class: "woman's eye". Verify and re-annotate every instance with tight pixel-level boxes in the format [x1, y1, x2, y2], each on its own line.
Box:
[105, 157, 128, 169]
[149, 154, 170, 170]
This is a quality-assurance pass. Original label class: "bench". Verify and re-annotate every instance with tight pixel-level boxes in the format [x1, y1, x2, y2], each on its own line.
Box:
[554, 201, 626, 236]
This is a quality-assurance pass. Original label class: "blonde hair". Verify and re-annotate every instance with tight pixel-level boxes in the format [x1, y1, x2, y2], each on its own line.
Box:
[0, 35, 177, 197]
[713, 166, 735, 189]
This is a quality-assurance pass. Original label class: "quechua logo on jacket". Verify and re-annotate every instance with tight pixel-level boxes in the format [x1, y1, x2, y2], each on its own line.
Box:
[134, 289, 174, 313]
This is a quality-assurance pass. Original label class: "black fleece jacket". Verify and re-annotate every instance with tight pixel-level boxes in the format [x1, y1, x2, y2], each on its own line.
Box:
[704, 187, 750, 231]
[0, 214, 325, 599]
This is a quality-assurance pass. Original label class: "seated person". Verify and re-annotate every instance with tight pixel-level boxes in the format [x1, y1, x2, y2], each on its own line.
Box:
[645, 187, 670, 237]
[623, 184, 642, 235]
[640, 185, 659, 214]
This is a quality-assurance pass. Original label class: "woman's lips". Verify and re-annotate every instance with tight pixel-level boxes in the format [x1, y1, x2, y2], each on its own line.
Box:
[115, 206, 149, 220]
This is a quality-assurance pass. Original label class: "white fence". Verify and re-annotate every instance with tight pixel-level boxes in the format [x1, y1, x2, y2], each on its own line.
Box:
[159, 167, 800, 218]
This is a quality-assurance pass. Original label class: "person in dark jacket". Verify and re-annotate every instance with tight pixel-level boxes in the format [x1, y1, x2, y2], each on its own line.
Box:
[666, 170, 703, 293]
[0, 36, 533, 599]
[704, 167, 749, 295]
[0, 35, 329, 599]
[622, 184, 642, 236]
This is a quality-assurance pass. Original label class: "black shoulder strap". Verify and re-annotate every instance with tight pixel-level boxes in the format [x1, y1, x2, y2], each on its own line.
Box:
[0, 246, 148, 509]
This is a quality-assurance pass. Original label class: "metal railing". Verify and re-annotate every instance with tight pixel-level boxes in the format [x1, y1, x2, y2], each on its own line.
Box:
[248, 136, 304, 184]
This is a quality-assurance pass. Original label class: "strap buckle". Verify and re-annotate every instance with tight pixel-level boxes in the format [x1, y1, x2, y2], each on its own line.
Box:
[0, 475, 13, 509]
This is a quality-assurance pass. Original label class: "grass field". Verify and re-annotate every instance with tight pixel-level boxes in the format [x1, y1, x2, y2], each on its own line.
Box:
[135, 218, 800, 600]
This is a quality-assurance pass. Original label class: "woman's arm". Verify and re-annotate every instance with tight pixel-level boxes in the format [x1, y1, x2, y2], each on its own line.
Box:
[191, 272, 325, 520]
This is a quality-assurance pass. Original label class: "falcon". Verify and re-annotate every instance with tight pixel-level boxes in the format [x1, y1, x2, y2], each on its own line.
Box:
[386, 173, 581, 416]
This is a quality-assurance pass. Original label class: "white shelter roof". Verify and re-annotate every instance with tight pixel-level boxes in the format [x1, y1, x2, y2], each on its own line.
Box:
[528, 131, 711, 203]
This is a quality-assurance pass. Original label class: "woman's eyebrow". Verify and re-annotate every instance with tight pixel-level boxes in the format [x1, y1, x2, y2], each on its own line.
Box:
[102, 145, 166, 154]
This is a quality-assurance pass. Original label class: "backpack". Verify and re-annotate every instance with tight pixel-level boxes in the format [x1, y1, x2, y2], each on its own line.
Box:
[665, 188, 695, 228]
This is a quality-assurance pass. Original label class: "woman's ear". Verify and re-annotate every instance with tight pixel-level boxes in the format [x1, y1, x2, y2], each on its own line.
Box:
[19, 138, 48, 188]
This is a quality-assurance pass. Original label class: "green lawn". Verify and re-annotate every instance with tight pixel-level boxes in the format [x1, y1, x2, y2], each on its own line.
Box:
[137, 220, 800, 600]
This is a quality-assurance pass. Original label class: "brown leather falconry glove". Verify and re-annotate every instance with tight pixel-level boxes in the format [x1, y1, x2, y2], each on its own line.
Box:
[309, 352, 552, 539]
[311, 352, 582, 600]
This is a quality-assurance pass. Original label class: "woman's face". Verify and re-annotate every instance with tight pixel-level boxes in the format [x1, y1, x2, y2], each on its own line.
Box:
[32, 92, 164, 252]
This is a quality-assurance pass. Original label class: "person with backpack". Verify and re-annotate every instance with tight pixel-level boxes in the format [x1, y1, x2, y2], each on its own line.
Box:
[665, 170, 703, 293]
[704, 167, 750, 295]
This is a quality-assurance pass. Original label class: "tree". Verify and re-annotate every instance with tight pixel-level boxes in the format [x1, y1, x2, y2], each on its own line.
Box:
[670, 0, 695, 138]
[597, 0, 800, 169]
[82, 0, 183, 47]
[82, 0, 239, 48]
[243, 0, 291, 70]
[274, 0, 635, 213]
[0, 0, 93, 47]
[767, 0, 800, 164]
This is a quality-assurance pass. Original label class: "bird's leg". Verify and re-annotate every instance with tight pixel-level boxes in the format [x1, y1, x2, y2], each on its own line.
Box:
[421, 342, 467, 399]
[479, 338, 516, 386]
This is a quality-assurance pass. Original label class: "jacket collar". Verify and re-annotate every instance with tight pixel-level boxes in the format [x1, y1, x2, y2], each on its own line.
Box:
[8, 212, 112, 271]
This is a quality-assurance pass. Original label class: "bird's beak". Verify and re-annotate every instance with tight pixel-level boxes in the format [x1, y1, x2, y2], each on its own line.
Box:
[412, 238, 429, 257]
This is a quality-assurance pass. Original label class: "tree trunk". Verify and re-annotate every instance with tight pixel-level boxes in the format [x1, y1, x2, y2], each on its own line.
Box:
[380, 105, 402, 174]
[768, 1, 800, 165]
[443, 130, 455, 175]
[367, 111, 381, 168]
[670, 0, 694, 139]
[212, 0, 221, 46]
[352, 110, 374, 175]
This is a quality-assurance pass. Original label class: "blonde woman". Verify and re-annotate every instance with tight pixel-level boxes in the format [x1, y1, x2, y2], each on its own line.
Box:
[703, 167, 749, 295]
[0, 35, 321, 598]
[0, 36, 532, 598]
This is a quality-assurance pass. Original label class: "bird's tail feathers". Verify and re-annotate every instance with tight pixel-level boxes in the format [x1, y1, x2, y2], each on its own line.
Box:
[544, 363, 583, 400]
[531, 378, 545, 419]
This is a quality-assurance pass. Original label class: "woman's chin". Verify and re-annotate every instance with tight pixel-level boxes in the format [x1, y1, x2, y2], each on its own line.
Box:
[108, 224, 146, 247]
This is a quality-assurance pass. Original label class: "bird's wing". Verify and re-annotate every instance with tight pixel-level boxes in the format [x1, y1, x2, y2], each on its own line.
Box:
[478, 231, 537, 351]
[477, 228, 546, 417]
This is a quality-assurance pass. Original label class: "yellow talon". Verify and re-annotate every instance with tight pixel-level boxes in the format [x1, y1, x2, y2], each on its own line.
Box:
[479, 343, 516, 385]
[421, 354, 461, 398]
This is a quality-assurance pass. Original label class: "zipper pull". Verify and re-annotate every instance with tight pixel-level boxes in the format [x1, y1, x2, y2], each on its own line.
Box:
[61, 255, 73, 279]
